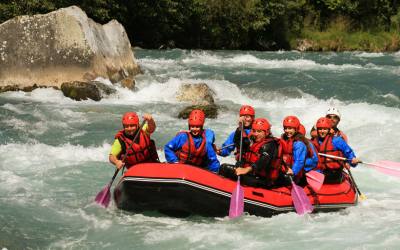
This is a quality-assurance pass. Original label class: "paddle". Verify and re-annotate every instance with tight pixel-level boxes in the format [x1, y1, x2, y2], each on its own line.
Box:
[288, 175, 313, 215]
[305, 170, 325, 191]
[220, 143, 235, 150]
[95, 120, 146, 208]
[347, 167, 366, 201]
[318, 153, 400, 178]
[229, 121, 244, 218]
[318, 153, 367, 200]
[229, 176, 244, 218]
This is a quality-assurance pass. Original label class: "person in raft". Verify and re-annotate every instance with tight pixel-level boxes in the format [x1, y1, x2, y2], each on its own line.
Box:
[278, 116, 317, 186]
[311, 117, 360, 184]
[216, 105, 255, 160]
[164, 109, 220, 173]
[232, 118, 280, 188]
[109, 112, 158, 170]
[310, 107, 348, 142]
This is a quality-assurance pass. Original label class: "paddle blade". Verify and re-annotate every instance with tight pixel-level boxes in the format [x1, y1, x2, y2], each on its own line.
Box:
[291, 181, 313, 215]
[229, 178, 244, 218]
[306, 171, 325, 191]
[359, 193, 367, 201]
[95, 183, 112, 208]
[379, 160, 400, 168]
[366, 161, 400, 178]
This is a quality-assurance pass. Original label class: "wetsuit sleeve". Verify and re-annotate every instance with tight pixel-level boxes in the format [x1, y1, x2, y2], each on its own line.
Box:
[205, 143, 220, 173]
[164, 133, 187, 163]
[220, 131, 236, 156]
[292, 141, 307, 176]
[253, 141, 278, 173]
[233, 128, 251, 153]
[204, 129, 216, 144]
[332, 136, 357, 167]
[110, 139, 122, 157]
[304, 142, 318, 172]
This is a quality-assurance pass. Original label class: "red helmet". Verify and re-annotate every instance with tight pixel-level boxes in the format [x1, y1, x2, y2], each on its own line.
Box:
[298, 124, 306, 136]
[239, 105, 255, 116]
[122, 112, 139, 126]
[283, 116, 300, 129]
[188, 109, 205, 127]
[316, 117, 332, 129]
[252, 118, 271, 131]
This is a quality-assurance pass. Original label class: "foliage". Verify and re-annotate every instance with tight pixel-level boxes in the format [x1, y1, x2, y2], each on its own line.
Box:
[0, 0, 399, 51]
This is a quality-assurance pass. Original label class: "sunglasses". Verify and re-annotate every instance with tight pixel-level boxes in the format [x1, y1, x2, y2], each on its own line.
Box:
[327, 115, 339, 119]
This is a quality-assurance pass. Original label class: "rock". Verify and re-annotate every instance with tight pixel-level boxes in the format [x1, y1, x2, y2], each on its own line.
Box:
[296, 39, 315, 52]
[61, 81, 116, 101]
[176, 83, 215, 105]
[120, 77, 136, 90]
[178, 104, 219, 119]
[0, 6, 141, 91]
[176, 83, 219, 119]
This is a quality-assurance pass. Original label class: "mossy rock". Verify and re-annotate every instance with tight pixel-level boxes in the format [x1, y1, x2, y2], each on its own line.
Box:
[178, 104, 219, 119]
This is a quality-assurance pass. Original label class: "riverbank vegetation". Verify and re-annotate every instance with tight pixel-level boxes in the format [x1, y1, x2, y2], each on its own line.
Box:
[1, 0, 399, 51]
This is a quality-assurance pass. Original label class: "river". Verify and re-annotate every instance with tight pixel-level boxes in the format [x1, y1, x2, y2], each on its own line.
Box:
[1, 49, 399, 249]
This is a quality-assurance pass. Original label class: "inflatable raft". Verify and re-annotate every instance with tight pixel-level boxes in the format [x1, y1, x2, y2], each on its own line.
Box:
[113, 163, 358, 217]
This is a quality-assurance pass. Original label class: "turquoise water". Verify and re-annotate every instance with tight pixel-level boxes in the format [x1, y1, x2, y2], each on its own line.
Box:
[1, 50, 400, 249]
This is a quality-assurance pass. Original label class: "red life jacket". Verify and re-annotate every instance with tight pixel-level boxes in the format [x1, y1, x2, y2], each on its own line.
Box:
[312, 135, 345, 170]
[280, 137, 294, 171]
[177, 131, 207, 167]
[243, 137, 281, 182]
[115, 129, 152, 168]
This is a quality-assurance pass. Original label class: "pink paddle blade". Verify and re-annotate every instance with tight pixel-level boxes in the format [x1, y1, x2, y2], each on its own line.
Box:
[374, 165, 400, 178]
[306, 171, 325, 191]
[95, 183, 112, 208]
[369, 162, 400, 178]
[291, 181, 313, 215]
[378, 160, 400, 169]
[229, 178, 244, 218]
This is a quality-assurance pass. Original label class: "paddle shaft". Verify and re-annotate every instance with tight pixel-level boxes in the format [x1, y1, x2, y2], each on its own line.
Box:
[220, 143, 235, 150]
[239, 121, 244, 162]
[346, 167, 363, 197]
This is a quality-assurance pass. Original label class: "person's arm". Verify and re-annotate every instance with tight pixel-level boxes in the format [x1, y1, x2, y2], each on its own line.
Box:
[218, 131, 236, 156]
[109, 139, 124, 169]
[304, 142, 319, 172]
[332, 137, 360, 167]
[205, 142, 221, 173]
[143, 113, 156, 134]
[291, 141, 307, 176]
[164, 133, 186, 163]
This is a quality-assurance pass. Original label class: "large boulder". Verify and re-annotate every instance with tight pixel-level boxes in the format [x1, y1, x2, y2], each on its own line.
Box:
[0, 6, 141, 92]
[176, 83, 215, 105]
[176, 83, 219, 118]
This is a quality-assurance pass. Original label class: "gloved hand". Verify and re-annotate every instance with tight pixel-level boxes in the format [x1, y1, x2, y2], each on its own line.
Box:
[235, 160, 244, 168]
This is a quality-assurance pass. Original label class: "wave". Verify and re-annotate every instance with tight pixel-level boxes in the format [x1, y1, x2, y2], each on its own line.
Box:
[0, 142, 109, 172]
